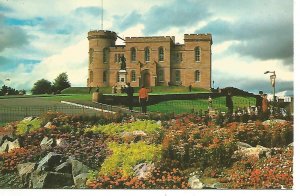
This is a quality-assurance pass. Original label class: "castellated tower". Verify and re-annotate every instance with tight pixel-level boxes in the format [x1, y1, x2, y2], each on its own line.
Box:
[87, 30, 117, 87]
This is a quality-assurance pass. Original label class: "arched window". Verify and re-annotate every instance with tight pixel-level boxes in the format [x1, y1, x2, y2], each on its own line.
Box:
[89, 71, 93, 82]
[195, 70, 200, 82]
[103, 48, 109, 63]
[103, 71, 107, 82]
[131, 48, 136, 62]
[131, 70, 136, 82]
[145, 47, 150, 62]
[158, 47, 164, 61]
[89, 48, 94, 64]
[158, 70, 164, 82]
[195, 47, 201, 62]
[175, 70, 180, 82]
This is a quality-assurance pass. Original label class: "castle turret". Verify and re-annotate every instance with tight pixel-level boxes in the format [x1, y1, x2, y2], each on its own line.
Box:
[87, 30, 117, 87]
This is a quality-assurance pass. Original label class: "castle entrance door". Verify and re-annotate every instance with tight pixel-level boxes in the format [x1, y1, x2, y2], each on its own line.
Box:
[142, 71, 150, 87]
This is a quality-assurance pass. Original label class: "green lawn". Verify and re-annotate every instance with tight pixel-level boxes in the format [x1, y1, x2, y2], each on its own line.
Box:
[135, 96, 256, 114]
[62, 86, 210, 95]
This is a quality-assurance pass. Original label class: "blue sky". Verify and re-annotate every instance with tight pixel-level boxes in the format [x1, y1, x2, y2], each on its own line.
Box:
[0, 0, 295, 96]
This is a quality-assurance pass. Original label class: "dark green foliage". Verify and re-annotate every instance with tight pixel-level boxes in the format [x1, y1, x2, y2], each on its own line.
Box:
[52, 72, 71, 93]
[31, 79, 52, 95]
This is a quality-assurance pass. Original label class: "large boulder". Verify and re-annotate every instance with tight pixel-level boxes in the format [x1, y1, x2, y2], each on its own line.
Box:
[262, 119, 287, 126]
[54, 162, 72, 174]
[56, 138, 69, 148]
[31, 171, 74, 188]
[67, 158, 90, 177]
[67, 158, 90, 188]
[44, 122, 52, 129]
[17, 162, 36, 188]
[236, 141, 253, 149]
[36, 152, 65, 172]
[73, 173, 88, 188]
[8, 139, 20, 152]
[233, 145, 271, 159]
[188, 176, 204, 189]
[40, 137, 54, 150]
[133, 163, 155, 180]
[0, 139, 20, 153]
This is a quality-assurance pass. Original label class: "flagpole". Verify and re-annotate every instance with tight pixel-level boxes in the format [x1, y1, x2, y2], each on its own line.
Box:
[101, 0, 103, 30]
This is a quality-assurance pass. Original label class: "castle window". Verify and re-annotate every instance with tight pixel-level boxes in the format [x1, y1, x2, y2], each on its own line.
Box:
[89, 71, 93, 82]
[158, 70, 164, 82]
[195, 70, 200, 82]
[115, 54, 118, 63]
[89, 48, 94, 64]
[175, 70, 180, 82]
[145, 47, 150, 62]
[195, 47, 201, 62]
[176, 52, 182, 62]
[131, 48, 136, 62]
[103, 48, 109, 63]
[131, 70, 136, 82]
[158, 47, 164, 61]
[103, 71, 107, 82]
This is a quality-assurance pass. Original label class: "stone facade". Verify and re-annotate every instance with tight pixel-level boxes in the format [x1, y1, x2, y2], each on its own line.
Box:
[87, 30, 212, 89]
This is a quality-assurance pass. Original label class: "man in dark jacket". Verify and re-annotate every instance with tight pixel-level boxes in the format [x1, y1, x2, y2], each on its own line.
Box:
[226, 91, 233, 115]
[125, 83, 134, 111]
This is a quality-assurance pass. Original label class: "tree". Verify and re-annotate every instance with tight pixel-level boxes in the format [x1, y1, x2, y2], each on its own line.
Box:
[31, 79, 52, 95]
[53, 72, 71, 93]
[0, 85, 19, 96]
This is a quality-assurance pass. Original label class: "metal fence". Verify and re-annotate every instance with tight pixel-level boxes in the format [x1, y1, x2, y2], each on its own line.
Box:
[0, 104, 110, 123]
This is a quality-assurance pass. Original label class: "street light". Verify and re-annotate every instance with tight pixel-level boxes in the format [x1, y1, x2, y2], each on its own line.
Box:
[264, 71, 276, 106]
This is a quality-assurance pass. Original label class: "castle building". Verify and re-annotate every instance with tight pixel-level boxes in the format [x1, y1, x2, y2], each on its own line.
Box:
[87, 30, 212, 89]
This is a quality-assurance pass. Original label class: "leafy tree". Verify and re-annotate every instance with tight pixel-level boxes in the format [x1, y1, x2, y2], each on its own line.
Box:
[53, 72, 71, 93]
[31, 79, 52, 95]
[0, 85, 19, 96]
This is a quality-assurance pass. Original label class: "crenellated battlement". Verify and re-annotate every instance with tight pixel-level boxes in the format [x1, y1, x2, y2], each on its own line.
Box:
[184, 33, 212, 43]
[88, 30, 117, 40]
[125, 36, 175, 43]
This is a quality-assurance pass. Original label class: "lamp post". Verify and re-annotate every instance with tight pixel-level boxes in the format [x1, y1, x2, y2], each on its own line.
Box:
[264, 71, 276, 107]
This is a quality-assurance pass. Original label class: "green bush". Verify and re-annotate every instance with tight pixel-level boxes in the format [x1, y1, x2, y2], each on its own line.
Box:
[16, 118, 42, 135]
[86, 120, 161, 136]
[99, 142, 162, 177]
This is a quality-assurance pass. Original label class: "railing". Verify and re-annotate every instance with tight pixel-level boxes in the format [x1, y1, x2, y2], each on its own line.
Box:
[0, 105, 105, 123]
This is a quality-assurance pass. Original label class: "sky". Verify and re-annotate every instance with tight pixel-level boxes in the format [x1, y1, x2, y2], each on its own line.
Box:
[0, 0, 295, 96]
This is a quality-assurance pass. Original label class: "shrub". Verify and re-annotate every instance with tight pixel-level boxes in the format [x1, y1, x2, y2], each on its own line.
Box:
[87, 120, 161, 136]
[161, 118, 237, 170]
[228, 121, 293, 147]
[99, 142, 161, 177]
[223, 147, 293, 189]
[87, 167, 190, 189]
[16, 118, 42, 136]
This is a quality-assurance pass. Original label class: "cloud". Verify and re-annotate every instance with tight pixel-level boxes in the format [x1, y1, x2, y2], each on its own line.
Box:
[113, 0, 211, 35]
[198, 19, 293, 70]
[74, 6, 102, 17]
[0, 15, 29, 52]
[113, 11, 142, 32]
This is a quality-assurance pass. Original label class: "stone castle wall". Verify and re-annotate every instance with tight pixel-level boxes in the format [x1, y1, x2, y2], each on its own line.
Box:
[87, 30, 212, 89]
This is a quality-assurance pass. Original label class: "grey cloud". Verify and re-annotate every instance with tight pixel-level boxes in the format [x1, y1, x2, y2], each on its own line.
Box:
[113, 11, 142, 32]
[198, 17, 293, 65]
[0, 15, 29, 52]
[113, 0, 211, 34]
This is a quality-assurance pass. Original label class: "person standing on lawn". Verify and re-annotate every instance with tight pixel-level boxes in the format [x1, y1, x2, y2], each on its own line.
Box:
[125, 82, 134, 111]
[226, 91, 233, 115]
[138, 85, 149, 114]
